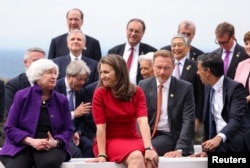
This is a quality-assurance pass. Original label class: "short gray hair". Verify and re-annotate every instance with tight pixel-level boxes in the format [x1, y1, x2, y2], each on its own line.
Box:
[67, 29, 86, 43]
[24, 47, 46, 60]
[26, 59, 59, 83]
[138, 52, 154, 64]
[171, 34, 190, 46]
[66, 60, 91, 76]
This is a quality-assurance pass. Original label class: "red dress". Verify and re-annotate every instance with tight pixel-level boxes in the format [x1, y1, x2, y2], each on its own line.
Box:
[92, 86, 148, 162]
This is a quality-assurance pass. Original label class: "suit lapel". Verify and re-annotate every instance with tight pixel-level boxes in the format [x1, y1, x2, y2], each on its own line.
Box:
[167, 77, 177, 127]
[181, 59, 192, 79]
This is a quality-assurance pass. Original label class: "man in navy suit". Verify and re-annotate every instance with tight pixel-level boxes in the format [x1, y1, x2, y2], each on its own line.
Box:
[193, 52, 250, 156]
[213, 21, 248, 79]
[108, 18, 157, 84]
[139, 50, 195, 157]
[161, 20, 204, 61]
[171, 34, 204, 144]
[52, 29, 98, 87]
[5, 47, 45, 116]
[55, 60, 94, 157]
[48, 8, 102, 62]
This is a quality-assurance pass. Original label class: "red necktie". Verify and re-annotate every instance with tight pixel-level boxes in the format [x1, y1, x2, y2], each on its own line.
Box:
[127, 47, 134, 70]
[152, 84, 163, 138]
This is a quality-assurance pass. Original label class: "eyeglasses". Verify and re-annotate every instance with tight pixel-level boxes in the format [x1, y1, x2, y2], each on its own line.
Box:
[215, 37, 231, 45]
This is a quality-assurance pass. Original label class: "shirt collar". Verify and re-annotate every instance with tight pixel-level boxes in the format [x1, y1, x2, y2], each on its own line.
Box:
[212, 76, 224, 92]
[156, 77, 171, 89]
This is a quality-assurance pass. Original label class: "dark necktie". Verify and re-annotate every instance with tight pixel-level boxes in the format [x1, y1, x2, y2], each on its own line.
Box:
[127, 47, 134, 70]
[209, 87, 216, 139]
[223, 50, 230, 75]
[152, 84, 163, 138]
[69, 90, 75, 111]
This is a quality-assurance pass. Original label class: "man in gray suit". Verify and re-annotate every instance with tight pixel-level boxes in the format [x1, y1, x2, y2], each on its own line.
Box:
[138, 50, 195, 157]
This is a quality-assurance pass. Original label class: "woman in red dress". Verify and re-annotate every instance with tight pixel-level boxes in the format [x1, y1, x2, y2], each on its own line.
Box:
[90, 54, 158, 168]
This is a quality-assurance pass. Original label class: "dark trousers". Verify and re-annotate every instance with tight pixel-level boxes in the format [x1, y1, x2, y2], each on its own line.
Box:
[79, 136, 94, 157]
[152, 131, 175, 156]
[0, 147, 67, 168]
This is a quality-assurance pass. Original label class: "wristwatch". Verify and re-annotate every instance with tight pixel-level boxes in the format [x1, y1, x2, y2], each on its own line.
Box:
[176, 149, 183, 153]
[56, 139, 63, 148]
[145, 146, 153, 151]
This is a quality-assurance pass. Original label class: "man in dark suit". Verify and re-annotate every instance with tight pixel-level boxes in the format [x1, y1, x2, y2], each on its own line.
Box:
[213, 21, 248, 79]
[5, 47, 45, 116]
[48, 8, 102, 62]
[171, 34, 205, 144]
[138, 50, 195, 157]
[52, 29, 98, 87]
[108, 18, 157, 84]
[193, 52, 250, 156]
[55, 60, 93, 157]
[161, 20, 204, 61]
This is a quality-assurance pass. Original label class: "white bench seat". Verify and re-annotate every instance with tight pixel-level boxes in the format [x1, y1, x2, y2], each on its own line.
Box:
[61, 157, 207, 168]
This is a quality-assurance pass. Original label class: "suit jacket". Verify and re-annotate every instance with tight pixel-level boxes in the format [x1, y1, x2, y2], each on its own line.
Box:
[180, 59, 204, 121]
[213, 43, 248, 79]
[234, 58, 250, 92]
[0, 84, 73, 160]
[203, 77, 250, 151]
[55, 78, 96, 139]
[53, 55, 99, 87]
[161, 45, 204, 61]
[48, 33, 102, 62]
[0, 80, 4, 122]
[5, 73, 31, 115]
[138, 77, 195, 155]
[108, 42, 157, 84]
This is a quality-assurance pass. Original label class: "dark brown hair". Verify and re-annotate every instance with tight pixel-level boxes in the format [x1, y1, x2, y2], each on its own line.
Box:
[97, 54, 135, 101]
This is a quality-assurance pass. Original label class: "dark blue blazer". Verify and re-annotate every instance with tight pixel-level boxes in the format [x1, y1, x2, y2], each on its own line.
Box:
[203, 77, 250, 151]
[108, 42, 157, 84]
[161, 45, 204, 61]
[53, 55, 99, 87]
[48, 33, 102, 62]
[5, 73, 31, 115]
[55, 78, 96, 139]
[213, 43, 248, 79]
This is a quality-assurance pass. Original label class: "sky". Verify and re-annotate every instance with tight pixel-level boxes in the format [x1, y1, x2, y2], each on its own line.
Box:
[1, 0, 250, 54]
[0, 0, 249, 67]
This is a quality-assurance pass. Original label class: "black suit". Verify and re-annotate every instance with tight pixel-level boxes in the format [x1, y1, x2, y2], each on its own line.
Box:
[203, 77, 250, 152]
[108, 43, 157, 84]
[5, 73, 30, 116]
[48, 33, 102, 62]
[55, 78, 94, 157]
[139, 77, 195, 156]
[161, 45, 204, 61]
[180, 59, 204, 121]
[53, 55, 99, 87]
[213, 43, 248, 79]
[0, 80, 4, 122]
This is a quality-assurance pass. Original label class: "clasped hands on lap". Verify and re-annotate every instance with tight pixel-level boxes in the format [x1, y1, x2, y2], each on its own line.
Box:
[22, 131, 58, 151]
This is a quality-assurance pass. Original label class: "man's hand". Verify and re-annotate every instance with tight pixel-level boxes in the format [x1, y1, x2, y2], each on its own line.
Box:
[74, 102, 91, 118]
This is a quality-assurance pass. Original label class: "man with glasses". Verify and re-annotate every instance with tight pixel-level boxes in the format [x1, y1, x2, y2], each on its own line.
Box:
[161, 20, 204, 61]
[48, 8, 102, 62]
[213, 22, 248, 79]
[55, 60, 94, 158]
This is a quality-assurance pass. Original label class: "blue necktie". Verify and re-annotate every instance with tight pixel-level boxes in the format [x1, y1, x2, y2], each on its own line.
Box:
[69, 90, 75, 111]
[209, 87, 216, 139]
